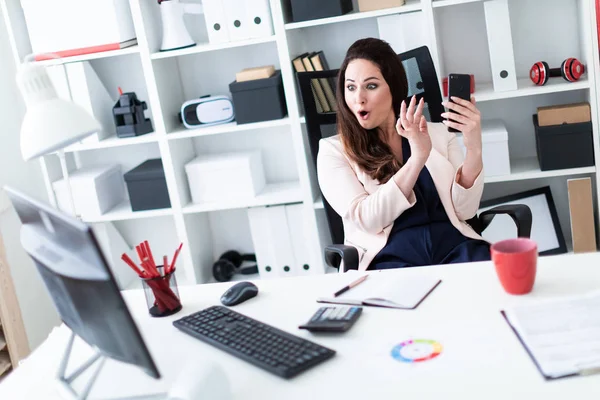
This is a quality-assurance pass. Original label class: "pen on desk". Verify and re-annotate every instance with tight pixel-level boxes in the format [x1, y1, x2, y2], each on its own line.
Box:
[334, 274, 369, 297]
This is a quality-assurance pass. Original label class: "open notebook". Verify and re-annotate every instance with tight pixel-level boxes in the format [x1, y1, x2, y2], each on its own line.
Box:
[501, 290, 600, 379]
[317, 273, 441, 309]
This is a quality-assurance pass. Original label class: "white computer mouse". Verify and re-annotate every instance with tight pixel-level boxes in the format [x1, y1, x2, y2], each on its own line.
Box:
[167, 359, 232, 400]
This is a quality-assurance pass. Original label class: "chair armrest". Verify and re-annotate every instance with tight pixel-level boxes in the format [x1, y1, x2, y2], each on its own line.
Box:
[479, 204, 532, 238]
[324, 245, 359, 273]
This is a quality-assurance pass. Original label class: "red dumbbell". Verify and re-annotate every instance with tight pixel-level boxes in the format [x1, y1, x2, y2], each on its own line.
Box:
[530, 58, 585, 86]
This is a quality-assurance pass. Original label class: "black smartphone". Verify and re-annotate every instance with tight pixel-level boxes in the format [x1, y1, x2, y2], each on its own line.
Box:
[447, 73, 472, 133]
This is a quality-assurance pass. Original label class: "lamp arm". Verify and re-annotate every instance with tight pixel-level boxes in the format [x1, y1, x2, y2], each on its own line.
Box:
[57, 150, 77, 218]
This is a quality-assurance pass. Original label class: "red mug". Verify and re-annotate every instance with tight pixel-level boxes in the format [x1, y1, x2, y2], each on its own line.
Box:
[490, 238, 538, 295]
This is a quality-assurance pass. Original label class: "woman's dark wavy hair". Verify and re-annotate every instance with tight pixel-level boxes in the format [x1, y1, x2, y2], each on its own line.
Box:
[336, 38, 408, 183]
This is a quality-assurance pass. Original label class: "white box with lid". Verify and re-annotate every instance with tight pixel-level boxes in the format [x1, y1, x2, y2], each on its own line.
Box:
[185, 151, 266, 204]
[52, 164, 124, 219]
[20, 0, 136, 58]
[455, 119, 511, 177]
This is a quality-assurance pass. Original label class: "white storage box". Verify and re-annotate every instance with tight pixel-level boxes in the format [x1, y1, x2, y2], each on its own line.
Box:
[21, 0, 136, 60]
[185, 151, 266, 204]
[456, 119, 511, 177]
[52, 164, 124, 219]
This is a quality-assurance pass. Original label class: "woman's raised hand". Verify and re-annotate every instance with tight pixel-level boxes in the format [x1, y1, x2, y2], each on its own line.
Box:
[396, 95, 432, 164]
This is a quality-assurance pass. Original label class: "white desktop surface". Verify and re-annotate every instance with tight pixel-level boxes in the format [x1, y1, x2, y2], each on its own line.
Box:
[1, 253, 600, 399]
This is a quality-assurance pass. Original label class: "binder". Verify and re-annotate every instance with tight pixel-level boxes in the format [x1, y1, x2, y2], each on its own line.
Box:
[246, 0, 274, 39]
[567, 178, 597, 253]
[302, 53, 331, 113]
[377, 12, 429, 54]
[64, 62, 115, 143]
[292, 53, 324, 114]
[203, 0, 230, 44]
[247, 205, 301, 279]
[222, 0, 251, 41]
[284, 204, 312, 276]
[309, 52, 337, 112]
[483, 0, 518, 92]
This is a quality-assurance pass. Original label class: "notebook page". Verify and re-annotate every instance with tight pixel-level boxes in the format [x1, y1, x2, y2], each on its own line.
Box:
[505, 291, 600, 378]
[330, 274, 439, 309]
[362, 275, 440, 308]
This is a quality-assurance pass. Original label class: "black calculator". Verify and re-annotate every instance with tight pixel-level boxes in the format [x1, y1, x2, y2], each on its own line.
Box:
[299, 306, 362, 332]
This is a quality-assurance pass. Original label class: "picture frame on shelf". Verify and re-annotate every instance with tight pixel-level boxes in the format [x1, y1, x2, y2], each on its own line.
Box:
[478, 186, 568, 256]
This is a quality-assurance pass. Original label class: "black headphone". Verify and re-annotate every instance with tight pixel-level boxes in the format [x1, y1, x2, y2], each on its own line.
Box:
[212, 250, 259, 282]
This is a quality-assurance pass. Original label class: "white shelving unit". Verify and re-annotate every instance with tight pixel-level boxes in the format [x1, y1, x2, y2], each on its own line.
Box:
[2, 0, 599, 286]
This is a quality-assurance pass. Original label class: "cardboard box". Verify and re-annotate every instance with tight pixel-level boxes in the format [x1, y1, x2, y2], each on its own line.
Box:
[567, 178, 597, 253]
[358, 0, 405, 12]
[235, 65, 276, 82]
[537, 102, 591, 127]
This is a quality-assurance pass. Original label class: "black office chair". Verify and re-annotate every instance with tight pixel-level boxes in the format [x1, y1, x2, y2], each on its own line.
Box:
[297, 46, 532, 272]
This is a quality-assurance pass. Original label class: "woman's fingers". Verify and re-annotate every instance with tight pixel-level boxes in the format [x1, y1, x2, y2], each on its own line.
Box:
[406, 95, 417, 124]
[441, 111, 469, 125]
[451, 96, 479, 113]
[444, 100, 477, 120]
[419, 115, 427, 132]
[413, 98, 424, 125]
[442, 119, 464, 132]
[400, 100, 407, 122]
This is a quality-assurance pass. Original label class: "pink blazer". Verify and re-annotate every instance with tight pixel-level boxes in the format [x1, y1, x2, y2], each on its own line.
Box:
[317, 122, 486, 271]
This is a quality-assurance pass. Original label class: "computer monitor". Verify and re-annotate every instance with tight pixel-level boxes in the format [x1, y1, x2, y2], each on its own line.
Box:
[5, 186, 160, 382]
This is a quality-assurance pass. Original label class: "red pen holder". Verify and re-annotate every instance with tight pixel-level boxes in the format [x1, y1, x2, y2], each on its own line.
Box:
[141, 266, 182, 317]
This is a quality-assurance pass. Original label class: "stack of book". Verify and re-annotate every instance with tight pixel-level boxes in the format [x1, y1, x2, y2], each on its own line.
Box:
[292, 51, 337, 114]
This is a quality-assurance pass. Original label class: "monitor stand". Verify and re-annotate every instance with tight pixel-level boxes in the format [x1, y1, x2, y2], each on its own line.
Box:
[57, 332, 166, 400]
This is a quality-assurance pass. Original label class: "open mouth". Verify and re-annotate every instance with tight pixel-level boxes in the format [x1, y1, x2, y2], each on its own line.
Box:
[358, 110, 370, 120]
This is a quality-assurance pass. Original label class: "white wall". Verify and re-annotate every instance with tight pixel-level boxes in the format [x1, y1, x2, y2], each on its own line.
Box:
[0, 7, 60, 351]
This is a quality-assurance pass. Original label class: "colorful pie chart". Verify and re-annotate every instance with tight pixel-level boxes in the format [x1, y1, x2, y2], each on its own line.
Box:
[391, 339, 443, 363]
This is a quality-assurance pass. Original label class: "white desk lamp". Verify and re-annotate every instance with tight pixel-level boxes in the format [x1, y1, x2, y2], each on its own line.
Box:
[16, 56, 101, 216]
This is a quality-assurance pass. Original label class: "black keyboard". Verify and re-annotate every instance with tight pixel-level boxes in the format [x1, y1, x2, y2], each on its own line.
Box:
[173, 306, 336, 378]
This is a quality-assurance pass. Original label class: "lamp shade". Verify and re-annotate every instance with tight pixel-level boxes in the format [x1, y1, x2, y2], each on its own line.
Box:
[16, 62, 101, 161]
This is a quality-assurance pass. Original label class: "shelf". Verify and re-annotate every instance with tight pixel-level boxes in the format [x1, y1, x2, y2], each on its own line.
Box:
[182, 181, 302, 214]
[150, 36, 277, 60]
[485, 157, 596, 184]
[473, 78, 590, 103]
[0, 352, 10, 377]
[63, 132, 160, 153]
[432, 0, 484, 8]
[167, 118, 291, 140]
[35, 45, 140, 66]
[285, 0, 422, 30]
[83, 201, 173, 223]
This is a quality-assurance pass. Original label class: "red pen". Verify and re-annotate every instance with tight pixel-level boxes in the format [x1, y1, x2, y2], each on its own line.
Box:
[121, 253, 143, 277]
[169, 243, 183, 274]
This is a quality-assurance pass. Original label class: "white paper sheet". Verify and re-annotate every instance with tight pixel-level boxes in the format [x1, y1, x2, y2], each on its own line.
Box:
[504, 291, 600, 378]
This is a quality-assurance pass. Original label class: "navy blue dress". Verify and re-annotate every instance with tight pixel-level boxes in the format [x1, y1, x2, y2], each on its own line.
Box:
[369, 138, 490, 270]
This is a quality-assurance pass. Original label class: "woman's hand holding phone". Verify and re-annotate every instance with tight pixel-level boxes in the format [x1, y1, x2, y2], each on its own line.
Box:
[442, 96, 482, 152]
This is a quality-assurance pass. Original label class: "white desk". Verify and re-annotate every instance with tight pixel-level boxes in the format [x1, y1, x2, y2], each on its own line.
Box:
[1, 253, 600, 399]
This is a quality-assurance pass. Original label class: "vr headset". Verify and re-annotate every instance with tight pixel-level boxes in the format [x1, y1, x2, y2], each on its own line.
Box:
[179, 95, 235, 129]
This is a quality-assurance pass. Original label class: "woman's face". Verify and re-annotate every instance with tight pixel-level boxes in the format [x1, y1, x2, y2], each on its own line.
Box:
[344, 58, 393, 130]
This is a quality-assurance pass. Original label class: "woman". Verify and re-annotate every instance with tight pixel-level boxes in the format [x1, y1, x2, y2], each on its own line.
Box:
[317, 38, 490, 271]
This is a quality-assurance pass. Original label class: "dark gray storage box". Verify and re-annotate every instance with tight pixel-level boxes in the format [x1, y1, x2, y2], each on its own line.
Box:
[533, 114, 594, 171]
[287, 0, 353, 22]
[229, 70, 287, 124]
[124, 159, 171, 211]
